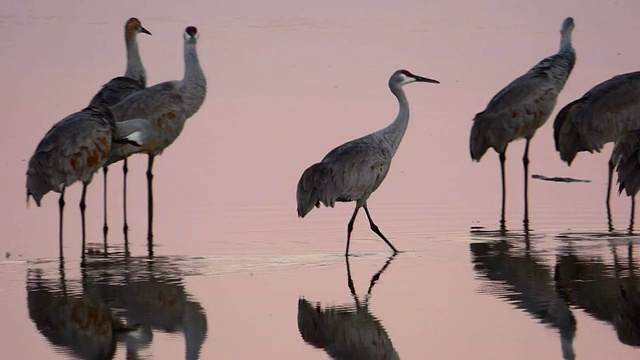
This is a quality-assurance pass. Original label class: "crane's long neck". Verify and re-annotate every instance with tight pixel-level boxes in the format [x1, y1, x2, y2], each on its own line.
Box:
[381, 84, 410, 156]
[559, 30, 573, 53]
[124, 32, 146, 87]
[180, 41, 207, 117]
[553, 29, 576, 89]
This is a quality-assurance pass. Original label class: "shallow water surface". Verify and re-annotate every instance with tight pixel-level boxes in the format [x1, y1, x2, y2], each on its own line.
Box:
[2, 0, 640, 359]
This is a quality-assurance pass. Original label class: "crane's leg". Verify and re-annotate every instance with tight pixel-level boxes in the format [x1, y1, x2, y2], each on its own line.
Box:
[363, 205, 398, 254]
[630, 195, 636, 234]
[123, 158, 129, 235]
[346, 205, 361, 256]
[607, 154, 615, 208]
[499, 150, 507, 228]
[146, 154, 155, 244]
[80, 182, 88, 259]
[522, 139, 530, 225]
[102, 166, 108, 237]
[58, 188, 66, 260]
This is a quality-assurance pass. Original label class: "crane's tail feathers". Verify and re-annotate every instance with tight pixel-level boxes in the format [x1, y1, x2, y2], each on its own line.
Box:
[615, 136, 640, 197]
[553, 99, 586, 165]
[26, 167, 47, 208]
[470, 112, 504, 161]
[114, 130, 143, 147]
[296, 162, 337, 218]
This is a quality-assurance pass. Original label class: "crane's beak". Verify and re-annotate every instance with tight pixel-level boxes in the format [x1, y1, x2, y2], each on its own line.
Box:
[414, 75, 440, 84]
[140, 26, 152, 36]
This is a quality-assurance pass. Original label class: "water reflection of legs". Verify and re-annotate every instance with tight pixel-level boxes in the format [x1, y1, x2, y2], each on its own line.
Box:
[344, 254, 397, 307]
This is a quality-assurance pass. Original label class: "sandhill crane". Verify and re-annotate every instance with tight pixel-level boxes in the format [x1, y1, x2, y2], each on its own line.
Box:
[554, 72, 640, 213]
[106, 26, 207, 242]
[470, 17, 576, 225]
[296, 69, 439, 256]
[88, 17, 151, 237]
[26, 105, 144, 259]
[27, 106, 118, 259]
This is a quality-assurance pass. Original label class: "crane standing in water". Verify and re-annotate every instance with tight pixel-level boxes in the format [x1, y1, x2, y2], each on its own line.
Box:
[470, 17, 576, 226]
[106, 26, 207, 243]
[26, 106, 118, 259]
[296, 69, 440, 256]
[554, 72, 640, 218]
[88, 17, 151, 237]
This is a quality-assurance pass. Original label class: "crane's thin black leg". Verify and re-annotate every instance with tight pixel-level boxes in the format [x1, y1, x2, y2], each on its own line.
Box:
[80, 182, 88, 260]
[522, 139, 530, 226]
[102, 166, 109, 237]
[629, 196, 636, 234]
[363, 205, 398, 254]
[499, 151, 507, 228]
[123, 158, 129, 235]
[58, 189, 66, 261]
[607, 154, 615, 208]
[346, 205, 361, 256]
[147, 154, 155, 244]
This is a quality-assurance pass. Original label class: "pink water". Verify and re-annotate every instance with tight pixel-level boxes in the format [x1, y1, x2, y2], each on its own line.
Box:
[2, 0, 640, 359]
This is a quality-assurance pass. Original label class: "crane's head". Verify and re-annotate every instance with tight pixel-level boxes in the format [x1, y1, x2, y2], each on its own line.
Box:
[126, 18, 152, 36]
[392, 69, 440, 87]
[561, 17, 575, 35]
[184, 26, 199, 42]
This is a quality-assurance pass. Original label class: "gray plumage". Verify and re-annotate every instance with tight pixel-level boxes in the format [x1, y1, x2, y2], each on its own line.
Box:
[107, 25, 206, 163]
[89, 18, 151, 108]
[26, 105, 118, 258]
[296, 69, 439, 255]
[612, 130, 640, 197]
[470, 17, 576, 223]
[297, 256, 398, 359]
[104, 26, 207, 241]
[554, 72, 640, 208]
[27, 106, 116, 206]
[554, 72, 640, 165]
[88, 18, 150, 237]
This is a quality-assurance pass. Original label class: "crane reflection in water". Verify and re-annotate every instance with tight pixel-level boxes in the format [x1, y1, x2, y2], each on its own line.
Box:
[26, 251, 208, 359]
[297, 254, 399, 359]
[470, 224, 640, 359]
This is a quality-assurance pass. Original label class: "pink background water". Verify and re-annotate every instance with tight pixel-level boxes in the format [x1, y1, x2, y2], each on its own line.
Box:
[1, 0, 640, 358]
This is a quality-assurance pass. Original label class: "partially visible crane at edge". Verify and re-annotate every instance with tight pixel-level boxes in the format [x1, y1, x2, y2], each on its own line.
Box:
[471, 17, 576, 227]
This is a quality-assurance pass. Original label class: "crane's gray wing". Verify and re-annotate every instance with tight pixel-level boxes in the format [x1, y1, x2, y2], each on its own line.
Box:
[27, 109, 114, 203]
[109, 81, 187, 154]
[89, 76, 145, 108]
[471, 74, 559, 159]
[297, 137, 392, 217]
[571, 72, 640, 151]
[322, 137, 393, 200]
[109, 81, 182, 121]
